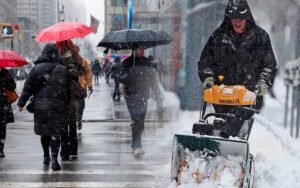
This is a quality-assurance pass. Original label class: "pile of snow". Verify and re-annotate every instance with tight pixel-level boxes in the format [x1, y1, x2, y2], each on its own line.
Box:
[169, 145, 244, 188]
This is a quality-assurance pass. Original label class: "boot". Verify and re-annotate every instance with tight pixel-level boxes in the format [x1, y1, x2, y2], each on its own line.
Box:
[43, 155, 51, 164]
[77, 122, 82, 130]
[0, 149, 5, 158]
[133, 148, 144, 156]
[51, 159, 61, 171]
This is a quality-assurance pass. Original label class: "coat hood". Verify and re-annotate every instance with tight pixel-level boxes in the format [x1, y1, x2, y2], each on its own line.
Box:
[221, 0, 256, 30]
[34, 43, 62, 65]
[225, 0, 255, 22]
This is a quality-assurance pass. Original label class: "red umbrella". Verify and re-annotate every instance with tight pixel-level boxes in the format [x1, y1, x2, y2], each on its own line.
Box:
[35, 22, 94, 42]
[0, 50, 28, 67]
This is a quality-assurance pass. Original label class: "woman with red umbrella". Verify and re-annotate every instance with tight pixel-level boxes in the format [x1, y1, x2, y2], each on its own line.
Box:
[0, 50, 27, 158]
[0, 67, 16, 158]
[56, 40, 84, 161]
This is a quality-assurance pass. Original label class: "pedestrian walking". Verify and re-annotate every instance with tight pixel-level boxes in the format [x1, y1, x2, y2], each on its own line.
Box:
[92, 60, 101, 85]
[102, 58, 112, 84]
[18, 44, 69, 171]
[77, 46, 93, 130]
[198, 0, 277, 137]
[109, 56, 121, 101]
[120, 46, 162, 156]
[0, 68, 16, 158]
[56, 40, 84, 161]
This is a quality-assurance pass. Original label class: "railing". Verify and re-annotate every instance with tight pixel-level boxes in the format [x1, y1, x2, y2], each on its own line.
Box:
[284, 59, 300, 138]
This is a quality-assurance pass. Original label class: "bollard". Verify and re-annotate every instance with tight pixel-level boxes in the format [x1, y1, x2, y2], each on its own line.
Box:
[284, 82, 289, 128]
[284, 58, 300, 138]
[290, 86, 295, 137]
[296, 85, 300, 138]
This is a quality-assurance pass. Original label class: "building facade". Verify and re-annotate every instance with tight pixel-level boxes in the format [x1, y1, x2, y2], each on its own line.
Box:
[17, 0, 42, 31]
[41, 0, 58, 29]
[16, 0, 59, 58]
[104, 0, 128, 33]
[0, 0, 17, 23]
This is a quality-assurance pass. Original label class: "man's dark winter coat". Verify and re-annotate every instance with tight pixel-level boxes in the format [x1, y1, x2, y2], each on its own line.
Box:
[198, 0, 277, 91]
[0, 69, 16, 125]
[18, 44, 69, 137]
[120, 55, 161, 100]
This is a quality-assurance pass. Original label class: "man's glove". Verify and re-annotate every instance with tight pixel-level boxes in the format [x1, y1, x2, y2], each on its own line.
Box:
[203, 77, 215, 89]
[255, 82, 268, 96]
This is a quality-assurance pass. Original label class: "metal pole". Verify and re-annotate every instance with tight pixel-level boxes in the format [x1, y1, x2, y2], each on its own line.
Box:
[284, 83, 290, 128]
[296, 85, 300, 138]
[128, 0, 133, 29]
[57, 0, 60, 22]
[11, 36, 13, 50]
[290, 86, 295, 137]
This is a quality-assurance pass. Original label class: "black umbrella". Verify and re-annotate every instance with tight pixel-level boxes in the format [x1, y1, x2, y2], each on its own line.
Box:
[97, 29, 173, 50]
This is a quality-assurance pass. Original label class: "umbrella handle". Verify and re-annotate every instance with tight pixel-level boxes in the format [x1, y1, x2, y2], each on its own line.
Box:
[133, 50, 136, 68]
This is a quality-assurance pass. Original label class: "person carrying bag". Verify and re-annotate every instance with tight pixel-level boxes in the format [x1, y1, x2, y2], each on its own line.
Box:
[0, 67, 16, 158]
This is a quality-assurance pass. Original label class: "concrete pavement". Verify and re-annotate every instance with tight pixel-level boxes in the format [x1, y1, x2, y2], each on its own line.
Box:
[0, 77, 176, 188]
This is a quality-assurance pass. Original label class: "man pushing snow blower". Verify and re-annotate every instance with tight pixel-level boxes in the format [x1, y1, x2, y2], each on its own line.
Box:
[170, 2, 277, 187]
[197, 0, 277, 139]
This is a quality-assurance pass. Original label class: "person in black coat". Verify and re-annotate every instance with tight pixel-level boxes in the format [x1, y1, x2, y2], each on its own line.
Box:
[0, 68, 16, 157]
[120, 46, 162, 156]
[92, 60, 101, 85]
[18, 44, 69, 171]
[198, 0, 277, 137]
[109, 56, 121, 101]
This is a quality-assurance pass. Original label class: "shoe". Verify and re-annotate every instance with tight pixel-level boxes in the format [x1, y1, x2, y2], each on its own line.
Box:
[115, 97, 120, 102]
[61, 155, 69, 161]
[133, 148, 144, 156]
[0, 150, 5, 158]
[51, 159, 61, 171]
[43, 156, 51, 164]
[70, 155, 78, 160]
[77, 122, 82, 130]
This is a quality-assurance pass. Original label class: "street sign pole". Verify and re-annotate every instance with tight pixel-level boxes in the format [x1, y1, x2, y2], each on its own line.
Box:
[0, 24, 15, 50]
[11, 36, 13, 50]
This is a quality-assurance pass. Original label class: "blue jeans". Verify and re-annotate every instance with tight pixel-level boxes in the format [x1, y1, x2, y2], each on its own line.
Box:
[125, 97, 148, 149]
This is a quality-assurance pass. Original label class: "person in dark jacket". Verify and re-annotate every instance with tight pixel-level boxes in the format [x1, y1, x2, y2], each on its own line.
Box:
[56, 40, 83, 161]
[198, 0, 277, 137]
[18, 44, 69, 171]
[102, 58, 112, 84]
[92, 60, 101, 85]
[0, 68, 16, 157]
[109, 56, 121, 101]
[120, 46, 162, 156]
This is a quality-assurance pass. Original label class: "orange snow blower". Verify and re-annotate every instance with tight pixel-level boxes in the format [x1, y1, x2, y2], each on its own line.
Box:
[193, 84, 258, 140]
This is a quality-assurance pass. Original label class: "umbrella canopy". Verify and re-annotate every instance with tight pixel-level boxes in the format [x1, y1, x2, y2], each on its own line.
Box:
[35, 22, 94, 42]
[0, 50, 28, 67]
[97, 29, 173, 50]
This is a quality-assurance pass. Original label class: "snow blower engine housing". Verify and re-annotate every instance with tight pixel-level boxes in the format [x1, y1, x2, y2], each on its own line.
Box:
[193, 84, 257, 140]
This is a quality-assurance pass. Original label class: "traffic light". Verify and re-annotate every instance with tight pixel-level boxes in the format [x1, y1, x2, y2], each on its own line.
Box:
[1, 25, 14, 37]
